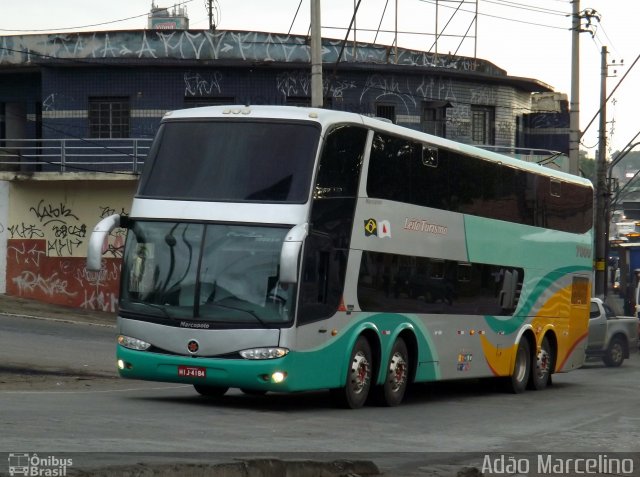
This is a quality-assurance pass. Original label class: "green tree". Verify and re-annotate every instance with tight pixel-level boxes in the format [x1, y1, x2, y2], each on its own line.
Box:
[579, 151, 595, 183]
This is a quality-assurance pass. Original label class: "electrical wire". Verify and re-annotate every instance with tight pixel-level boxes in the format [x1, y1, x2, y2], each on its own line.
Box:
[323, 25, 467, 38]
[452, 15, 476, 57]
[580, 51, 640, 140]
[418, 0, 568, 30]
[427, 0, 466, 53]
[484, 0, 568, 16]
[597, 22, 618, 55]
[374, 0, 390, 44]
[334, 0, 363, 70]
[288, 0, 303, 35]
[0, 0, 196, 33]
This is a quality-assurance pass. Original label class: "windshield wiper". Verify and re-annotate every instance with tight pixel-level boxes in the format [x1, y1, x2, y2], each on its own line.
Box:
[124, 301, 172, 319]
[207, 301, 269, 328]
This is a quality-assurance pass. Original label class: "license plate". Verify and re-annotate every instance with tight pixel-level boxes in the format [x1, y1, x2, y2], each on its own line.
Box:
[178, 365, 206, 378]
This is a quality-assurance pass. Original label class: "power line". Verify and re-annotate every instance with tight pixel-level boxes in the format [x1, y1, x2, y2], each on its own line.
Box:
[323, 25, 471, 39]
[288, 0, 303, 36]
[482, 0, 568, 16]
[427, 0, 467, 53]
[417, 0, 568, 30]
[374, 0, 391, 44]
[580, 51, 640, 140]
[0, 0, 196, 33]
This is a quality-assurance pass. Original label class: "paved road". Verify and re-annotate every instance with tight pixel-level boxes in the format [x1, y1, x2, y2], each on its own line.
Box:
[0, 314, 115, 377]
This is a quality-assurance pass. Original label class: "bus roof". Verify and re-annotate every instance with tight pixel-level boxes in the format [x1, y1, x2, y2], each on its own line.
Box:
[162, 105, 592, 188]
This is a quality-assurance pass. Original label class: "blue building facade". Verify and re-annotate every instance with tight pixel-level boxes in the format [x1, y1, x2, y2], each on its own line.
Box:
[0, 29, 557, 155]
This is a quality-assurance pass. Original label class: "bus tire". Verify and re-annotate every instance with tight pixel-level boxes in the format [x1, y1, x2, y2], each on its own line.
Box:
[379, 337, 410, 406]
[331, 336, 373, 409]
[193, 384, 229, 397]
[506, 338, 530, 394]
[528, 335, 553, 390]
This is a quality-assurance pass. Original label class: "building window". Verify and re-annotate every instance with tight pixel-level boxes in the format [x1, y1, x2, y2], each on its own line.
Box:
[422, 101, 450, 137]
[471, 105, 495, 145]
[376, 104, 396, 123]
[89, 97, 130, 138]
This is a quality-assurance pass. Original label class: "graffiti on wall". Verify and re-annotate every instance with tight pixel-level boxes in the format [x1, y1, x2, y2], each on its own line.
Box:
[13, 198, 87, 257]
[360, 75, 416, 115]
[7, 239, 121, 312]
[3, 197, 129, 312]
[273, 71, 465, 116]
[184, 71, 223, 96]
[0, 30, 505, 77]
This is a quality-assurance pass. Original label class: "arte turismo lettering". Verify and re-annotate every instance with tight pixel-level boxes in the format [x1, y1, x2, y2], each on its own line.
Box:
[403, 218, 447, 235]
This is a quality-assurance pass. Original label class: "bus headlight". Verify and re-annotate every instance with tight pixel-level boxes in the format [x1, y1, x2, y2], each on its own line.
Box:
[239, 347, 289, 360]
[118, 334, 151, 351]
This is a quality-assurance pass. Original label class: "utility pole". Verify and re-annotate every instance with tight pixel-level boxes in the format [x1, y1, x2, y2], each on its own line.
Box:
[310, 0, 323, 108]
[569, 0, 580, 176]
[394, 0, 398, 64]
[207, 0, 214, 31]
[594, 46, 608, 297]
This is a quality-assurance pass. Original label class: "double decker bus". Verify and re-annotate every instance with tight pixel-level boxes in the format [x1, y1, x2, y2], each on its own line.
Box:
[87, 105, 593, 408]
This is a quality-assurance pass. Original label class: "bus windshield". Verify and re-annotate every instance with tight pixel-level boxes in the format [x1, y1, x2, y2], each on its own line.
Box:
[120, 221, 295, 326]
[137, 119, 320, 202]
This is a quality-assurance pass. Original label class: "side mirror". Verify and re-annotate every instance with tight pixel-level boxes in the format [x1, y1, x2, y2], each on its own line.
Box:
[279, 223, 308, 284]
[86, 214, 121, 271]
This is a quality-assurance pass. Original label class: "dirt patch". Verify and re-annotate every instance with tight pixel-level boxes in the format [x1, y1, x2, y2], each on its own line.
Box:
[0, 365, 120, 391]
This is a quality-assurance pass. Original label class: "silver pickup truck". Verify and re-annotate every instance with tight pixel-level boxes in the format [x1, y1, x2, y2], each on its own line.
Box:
[586, 298, 638, 367]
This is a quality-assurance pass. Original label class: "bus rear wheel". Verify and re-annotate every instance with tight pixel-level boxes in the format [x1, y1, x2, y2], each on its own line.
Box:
[331, 336, 373, 409]
[193, 384, 229, 397]
[506, 338, 530, 394]
[528, 336, 553, 390]
[377, 337, 410, 406]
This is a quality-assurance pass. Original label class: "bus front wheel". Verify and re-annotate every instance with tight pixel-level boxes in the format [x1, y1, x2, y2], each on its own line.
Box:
[507, 339, 530, 394]
[331, 336, 373, 409]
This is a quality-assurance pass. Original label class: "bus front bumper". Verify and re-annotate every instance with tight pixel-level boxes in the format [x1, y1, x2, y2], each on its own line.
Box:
[116, 345, 337, 392]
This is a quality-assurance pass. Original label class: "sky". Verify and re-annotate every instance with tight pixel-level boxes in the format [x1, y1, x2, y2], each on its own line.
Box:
[1, 0, 639, 159]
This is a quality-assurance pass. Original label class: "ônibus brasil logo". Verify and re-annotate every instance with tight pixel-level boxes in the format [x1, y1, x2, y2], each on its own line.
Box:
[7, 453, 73, 476]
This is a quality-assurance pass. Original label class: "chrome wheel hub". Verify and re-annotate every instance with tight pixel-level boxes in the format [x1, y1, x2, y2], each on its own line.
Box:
[349, 351, 370, 394]
[388, 352, 407, 392]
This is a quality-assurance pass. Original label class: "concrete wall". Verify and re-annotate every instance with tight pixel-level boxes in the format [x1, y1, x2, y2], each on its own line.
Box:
[1, 179, 136, 311]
